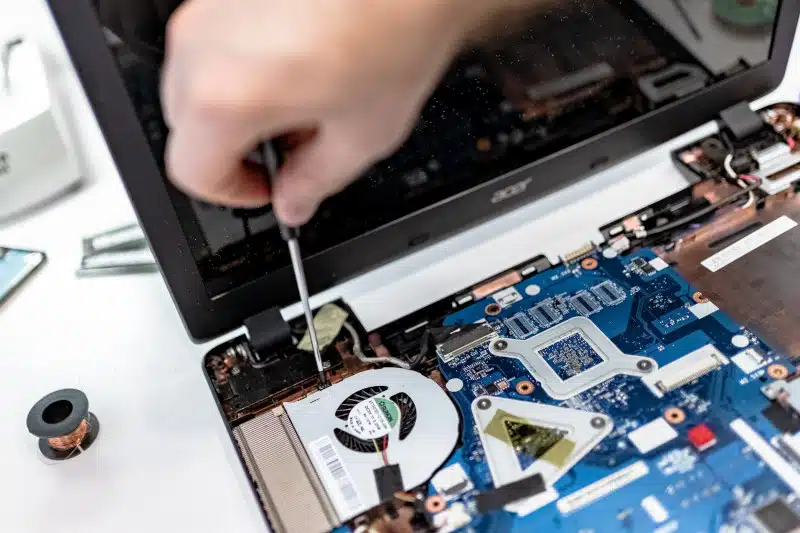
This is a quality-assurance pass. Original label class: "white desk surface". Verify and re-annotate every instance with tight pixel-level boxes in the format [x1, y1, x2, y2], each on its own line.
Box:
[0, 2, 798, 532]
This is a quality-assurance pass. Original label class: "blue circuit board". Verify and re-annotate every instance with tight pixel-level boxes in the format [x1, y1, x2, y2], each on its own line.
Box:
[429, 249, 799, 533]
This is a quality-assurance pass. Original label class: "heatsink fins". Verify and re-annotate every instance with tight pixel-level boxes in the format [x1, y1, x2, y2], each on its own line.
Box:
[234, 408, 339, 533]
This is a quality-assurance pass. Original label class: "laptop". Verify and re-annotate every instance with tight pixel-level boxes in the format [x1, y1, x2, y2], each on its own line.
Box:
[46, 1, 800, 532]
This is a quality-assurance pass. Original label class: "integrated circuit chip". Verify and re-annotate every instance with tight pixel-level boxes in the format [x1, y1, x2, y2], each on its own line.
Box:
[505, 312, 538, 339]
[751, 498, 800, 533]
[569, 291, 602, 316]
[530, 300, 562, 328]
[632, 257, 656, 275]
[591, 281, 626, 306]
[538, 332, 604, 381]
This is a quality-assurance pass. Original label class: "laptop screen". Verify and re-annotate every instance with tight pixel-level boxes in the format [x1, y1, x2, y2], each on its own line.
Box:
[92, 0, 781, 298]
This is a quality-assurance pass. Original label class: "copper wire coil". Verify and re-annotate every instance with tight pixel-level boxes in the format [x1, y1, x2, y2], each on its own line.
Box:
[47, 419, 90, 451]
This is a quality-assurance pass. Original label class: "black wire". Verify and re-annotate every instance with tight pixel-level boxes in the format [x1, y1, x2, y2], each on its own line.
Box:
[633, 178, 760, 239]
[408, 330, 432, 368]
[409, 325, 466, 368]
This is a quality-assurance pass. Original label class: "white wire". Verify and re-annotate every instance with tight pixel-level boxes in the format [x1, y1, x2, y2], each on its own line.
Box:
[342, 321, 410, 369]
[741, 191, 755, 210]
[724, 154, 737, 179]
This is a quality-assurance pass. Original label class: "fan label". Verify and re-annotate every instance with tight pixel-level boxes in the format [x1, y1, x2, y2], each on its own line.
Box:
[348, 397, 399, 439]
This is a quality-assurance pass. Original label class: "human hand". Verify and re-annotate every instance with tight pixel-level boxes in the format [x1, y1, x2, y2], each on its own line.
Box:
[162, 0, 480, 226]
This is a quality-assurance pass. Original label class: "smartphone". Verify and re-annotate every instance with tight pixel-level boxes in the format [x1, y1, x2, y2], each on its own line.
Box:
[0, 247, 46, 306]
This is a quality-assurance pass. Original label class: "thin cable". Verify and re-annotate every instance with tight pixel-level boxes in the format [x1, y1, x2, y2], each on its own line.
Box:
[342, 321, 410, 369]
[409, 326, 461, 368]
[724, 154, 737, 179]
[633, 178, 761, 238]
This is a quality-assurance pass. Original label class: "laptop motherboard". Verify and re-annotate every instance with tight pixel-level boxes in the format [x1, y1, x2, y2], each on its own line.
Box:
[427, 248, 796, 533]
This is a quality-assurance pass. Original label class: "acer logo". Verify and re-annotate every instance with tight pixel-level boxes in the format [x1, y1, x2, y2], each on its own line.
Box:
[491, 178, 532, 204]
[0, 153, 8, 176]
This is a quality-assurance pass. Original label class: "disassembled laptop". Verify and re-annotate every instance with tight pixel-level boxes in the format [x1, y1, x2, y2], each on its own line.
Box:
[43, 0, 800, 531]
[205, 101, 800, 533]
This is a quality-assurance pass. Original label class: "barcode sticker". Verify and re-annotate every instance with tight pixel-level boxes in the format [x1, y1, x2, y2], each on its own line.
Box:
[701, 216, 797, 272]
[310, 436, 362, 517]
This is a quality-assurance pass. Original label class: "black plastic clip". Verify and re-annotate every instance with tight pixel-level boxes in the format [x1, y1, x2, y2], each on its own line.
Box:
[719, 101, 765, 141]
[244, 307, 292, 361]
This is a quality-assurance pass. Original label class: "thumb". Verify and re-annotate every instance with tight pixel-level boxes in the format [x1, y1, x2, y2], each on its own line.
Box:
[271, 132, 370, 226]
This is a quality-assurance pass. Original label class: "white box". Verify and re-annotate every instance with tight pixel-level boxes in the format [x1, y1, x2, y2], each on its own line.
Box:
[0, 36, 81, 222]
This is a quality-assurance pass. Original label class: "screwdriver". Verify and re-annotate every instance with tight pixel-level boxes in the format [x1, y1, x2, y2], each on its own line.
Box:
[261, 142, 329, 387]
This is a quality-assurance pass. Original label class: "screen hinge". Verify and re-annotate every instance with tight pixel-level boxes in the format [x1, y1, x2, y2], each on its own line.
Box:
[718, 101, 764, 141]
[244, 307, 292, 362]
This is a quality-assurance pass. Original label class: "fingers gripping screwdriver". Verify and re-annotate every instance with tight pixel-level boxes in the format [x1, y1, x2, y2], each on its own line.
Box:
[261, 142, 329, 387]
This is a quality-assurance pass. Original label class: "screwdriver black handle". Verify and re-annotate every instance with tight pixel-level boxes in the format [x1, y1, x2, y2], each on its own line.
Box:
[260, 141, 300, 242]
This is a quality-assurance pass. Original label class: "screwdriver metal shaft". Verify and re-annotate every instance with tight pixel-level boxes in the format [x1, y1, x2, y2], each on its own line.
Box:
[287, 235, 327, 386]
[261, 142, 328, 387]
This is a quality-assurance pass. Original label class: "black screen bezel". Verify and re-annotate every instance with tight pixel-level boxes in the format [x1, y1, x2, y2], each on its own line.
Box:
[47, 0, 800, 341]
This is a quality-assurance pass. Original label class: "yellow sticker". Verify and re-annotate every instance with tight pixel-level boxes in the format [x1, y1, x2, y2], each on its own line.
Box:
[540, 438, 575, 468]
[483, 409, 572, 467]
[298, 304, 349, 352]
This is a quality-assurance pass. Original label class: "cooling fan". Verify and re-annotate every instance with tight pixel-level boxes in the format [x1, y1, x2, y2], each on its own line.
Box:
[284, 368, 460, 521]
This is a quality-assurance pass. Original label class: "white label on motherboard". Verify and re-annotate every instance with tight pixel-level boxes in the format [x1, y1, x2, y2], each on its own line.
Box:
[689, 301, 719, 319]
[642, 495, 669, 523]
[557, 460, 649, 514]
[701, 216, 797, 272]
[628, 418, 678, 454]
[310, 436, 363, 516]
[493, 287, 523, 308]
[649, 257, 669, 271]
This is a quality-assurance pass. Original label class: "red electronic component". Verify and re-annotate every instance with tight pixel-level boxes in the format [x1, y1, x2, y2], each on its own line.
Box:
[688, 424, 717, 452]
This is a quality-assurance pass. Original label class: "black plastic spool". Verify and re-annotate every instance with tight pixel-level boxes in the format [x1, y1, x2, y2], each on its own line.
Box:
[26, 389, 100, 460]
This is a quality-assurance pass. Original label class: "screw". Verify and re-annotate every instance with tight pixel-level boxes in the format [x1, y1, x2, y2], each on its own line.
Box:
[494, 340, 508, 351]
[591, 417, 607, 429]
[637, 360, 653, 372]
[477, 398, 492, 410]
